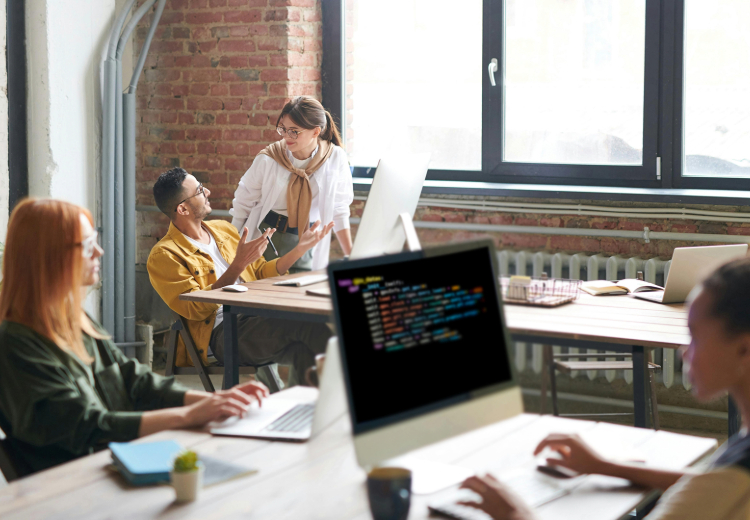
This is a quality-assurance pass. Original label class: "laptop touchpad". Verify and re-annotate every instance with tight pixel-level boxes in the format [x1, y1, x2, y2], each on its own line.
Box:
[211, 399, 299, 435]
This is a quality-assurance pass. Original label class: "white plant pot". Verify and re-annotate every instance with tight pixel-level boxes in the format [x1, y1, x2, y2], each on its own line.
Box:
[170, 464, 204, 502]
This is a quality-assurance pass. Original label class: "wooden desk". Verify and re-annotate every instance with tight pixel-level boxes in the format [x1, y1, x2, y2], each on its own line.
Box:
[0, 394, 717, 520]
[180, 272, 332, 390]
[181, 271, 692, 430]
[505, 293, 690, 430]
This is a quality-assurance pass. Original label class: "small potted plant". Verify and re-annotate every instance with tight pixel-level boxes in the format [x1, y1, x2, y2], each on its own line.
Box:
[171, 450, 204, 502]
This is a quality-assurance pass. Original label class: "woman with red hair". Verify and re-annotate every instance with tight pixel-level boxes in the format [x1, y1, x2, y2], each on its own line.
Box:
[0, 199, 268, 477]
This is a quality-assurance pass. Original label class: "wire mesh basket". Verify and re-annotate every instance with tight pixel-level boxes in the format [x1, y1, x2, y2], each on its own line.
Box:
[500, 274, 582, 307]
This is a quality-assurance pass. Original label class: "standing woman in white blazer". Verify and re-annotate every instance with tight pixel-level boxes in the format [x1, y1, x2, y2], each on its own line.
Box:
[230, 96, 354, 273]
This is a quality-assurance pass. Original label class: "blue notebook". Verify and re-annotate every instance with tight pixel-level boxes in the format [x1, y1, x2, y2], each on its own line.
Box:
[109, 440, 183, 486]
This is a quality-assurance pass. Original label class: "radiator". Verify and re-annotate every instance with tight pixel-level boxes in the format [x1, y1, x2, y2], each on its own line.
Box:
[497, 250, 689, 391]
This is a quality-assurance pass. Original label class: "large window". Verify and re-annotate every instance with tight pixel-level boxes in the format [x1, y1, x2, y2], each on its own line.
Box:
[504, 0, 646, 166]
[323, 0, 750, 191]
[345, 0, 482, 171]
[682, 0, 750, 178]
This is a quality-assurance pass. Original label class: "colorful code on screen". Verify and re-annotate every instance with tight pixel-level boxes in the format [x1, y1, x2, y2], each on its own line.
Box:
[339, 277, 486, 352]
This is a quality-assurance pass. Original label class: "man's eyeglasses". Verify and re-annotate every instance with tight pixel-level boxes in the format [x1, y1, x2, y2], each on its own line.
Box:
[175, 183, 206, 212]
[79, 231, 99, 259]
[276, 126, 303, 140]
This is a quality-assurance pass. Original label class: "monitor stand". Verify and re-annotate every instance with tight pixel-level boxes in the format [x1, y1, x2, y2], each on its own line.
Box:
[399, 212, 422, 252]
[382, 455, 474, 495]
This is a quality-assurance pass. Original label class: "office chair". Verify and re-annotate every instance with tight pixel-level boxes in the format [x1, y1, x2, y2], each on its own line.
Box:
[164, 316, 282, 393]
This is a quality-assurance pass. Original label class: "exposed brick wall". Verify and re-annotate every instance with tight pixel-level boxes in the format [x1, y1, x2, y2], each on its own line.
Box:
[135, 0, 322, 263]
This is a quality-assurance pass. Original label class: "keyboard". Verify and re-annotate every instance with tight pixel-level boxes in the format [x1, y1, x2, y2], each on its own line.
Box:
[261, 404, 315, 433]
[273, 274, 329, 287]
[428, 470, 573, 520]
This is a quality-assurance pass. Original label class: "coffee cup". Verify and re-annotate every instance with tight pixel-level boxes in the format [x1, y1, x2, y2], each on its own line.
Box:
[366, 467, 411, 520]
[305, 353, 327, 387]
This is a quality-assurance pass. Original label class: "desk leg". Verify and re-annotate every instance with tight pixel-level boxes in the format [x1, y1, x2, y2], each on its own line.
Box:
[632, 346, 650, 429]
[729, 396, 742, 437]
[223, 306, 239, 390]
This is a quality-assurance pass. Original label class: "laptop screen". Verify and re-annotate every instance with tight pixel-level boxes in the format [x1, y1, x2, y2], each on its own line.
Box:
[329, 244, 514, 433]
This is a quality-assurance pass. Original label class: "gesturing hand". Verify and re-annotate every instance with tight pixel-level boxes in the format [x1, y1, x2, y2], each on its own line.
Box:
[459, 474, 538, 520]
[533, 433, 607, 475]
[234, 227, 275, 270]
[297, 220, 335, 253]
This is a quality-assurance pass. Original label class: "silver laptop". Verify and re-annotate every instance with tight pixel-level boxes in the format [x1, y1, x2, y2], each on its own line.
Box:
[210, 337, 347, 441]
[634, 244, 748, 304]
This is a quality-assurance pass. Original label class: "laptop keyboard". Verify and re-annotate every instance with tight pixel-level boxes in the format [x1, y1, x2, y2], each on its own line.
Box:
[428, 470, 572, 520]
[262, 404, 315, 433]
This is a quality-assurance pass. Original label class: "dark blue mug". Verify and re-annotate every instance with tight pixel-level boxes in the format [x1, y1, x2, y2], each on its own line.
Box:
[366, 467, 412, 520]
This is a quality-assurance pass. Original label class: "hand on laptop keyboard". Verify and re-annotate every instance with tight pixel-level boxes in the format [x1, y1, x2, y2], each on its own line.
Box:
[428, 469, 573, 520]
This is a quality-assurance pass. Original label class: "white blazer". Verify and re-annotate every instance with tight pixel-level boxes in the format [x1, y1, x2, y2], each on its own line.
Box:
[230, 144, 354, 271]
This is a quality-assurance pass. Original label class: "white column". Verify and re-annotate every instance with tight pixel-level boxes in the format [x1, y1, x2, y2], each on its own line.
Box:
[26, 0, 117, 318]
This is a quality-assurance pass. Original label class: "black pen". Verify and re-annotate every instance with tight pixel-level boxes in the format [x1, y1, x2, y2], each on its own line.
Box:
[259, 227, 279, 256]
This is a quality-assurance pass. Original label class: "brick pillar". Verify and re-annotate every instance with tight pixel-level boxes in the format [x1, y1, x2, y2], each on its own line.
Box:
[135, 0, 322, 263]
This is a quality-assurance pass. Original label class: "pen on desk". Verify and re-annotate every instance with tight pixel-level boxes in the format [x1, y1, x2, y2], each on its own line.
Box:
[260, 227, 279, 256]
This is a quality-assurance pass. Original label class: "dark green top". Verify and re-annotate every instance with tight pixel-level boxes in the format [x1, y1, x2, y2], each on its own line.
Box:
[0, 319, 188, 476]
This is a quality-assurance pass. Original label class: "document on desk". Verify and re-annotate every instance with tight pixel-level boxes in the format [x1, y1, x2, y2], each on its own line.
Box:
[273, 274, 329, 287]
[305, 285, 331, 297]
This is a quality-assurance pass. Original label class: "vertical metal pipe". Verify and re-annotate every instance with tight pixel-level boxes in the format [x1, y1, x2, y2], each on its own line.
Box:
[101, 59, 117, 335]
[115, 65, 125, 343]
[115, 0, 158, 347]
[122, 0, 167, 344]
[123, 94, 137, 343]
[128, 0, 167, 92]
[102, 0, 136, 338]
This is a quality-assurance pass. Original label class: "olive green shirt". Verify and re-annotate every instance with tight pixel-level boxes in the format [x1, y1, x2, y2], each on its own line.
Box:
[0, 319, 188, 477]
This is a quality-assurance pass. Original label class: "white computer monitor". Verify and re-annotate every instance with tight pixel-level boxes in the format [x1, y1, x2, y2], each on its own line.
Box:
[349, 153, 431, 260]
[327, 240, 523, 490]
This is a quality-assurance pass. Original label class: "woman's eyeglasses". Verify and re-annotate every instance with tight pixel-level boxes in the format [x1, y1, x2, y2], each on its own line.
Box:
[175, 183, 206, 212]
[276, 126, 303, 140]
[79, 231, 99, 259]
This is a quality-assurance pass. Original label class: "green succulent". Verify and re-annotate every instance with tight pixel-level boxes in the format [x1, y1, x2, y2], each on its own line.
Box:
[173, 450, 199, 473]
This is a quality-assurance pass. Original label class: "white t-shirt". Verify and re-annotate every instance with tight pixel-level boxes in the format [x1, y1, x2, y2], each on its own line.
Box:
[271, 148, 321, 226]
[184, 227, 236, 329]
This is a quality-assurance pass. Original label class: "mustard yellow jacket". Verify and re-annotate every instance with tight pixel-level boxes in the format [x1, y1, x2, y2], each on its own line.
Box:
[147, 220, 279, 367]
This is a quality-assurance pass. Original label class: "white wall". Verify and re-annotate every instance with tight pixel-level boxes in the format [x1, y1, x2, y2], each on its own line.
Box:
[26, 0, 116, 211]
[26, 0, 119, 316]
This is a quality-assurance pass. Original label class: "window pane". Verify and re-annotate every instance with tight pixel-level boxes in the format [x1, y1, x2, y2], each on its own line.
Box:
[346, 0, 482, 170]
[504, 0, 646, 165]
[683, 0, 750, 177]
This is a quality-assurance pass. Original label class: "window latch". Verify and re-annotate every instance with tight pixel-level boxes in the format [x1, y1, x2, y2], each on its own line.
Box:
[656, 156, 661, 180]
[488, 58, 498, 87]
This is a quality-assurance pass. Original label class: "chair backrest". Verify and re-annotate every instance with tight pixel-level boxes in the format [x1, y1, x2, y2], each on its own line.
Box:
[0, 425, 19, 482]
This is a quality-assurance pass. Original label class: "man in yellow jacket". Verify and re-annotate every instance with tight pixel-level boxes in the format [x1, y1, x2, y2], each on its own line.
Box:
[147, 168, 333, 390]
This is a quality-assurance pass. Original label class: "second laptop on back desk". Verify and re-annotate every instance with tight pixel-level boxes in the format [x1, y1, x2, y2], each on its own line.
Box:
[634, 244, 747, 304]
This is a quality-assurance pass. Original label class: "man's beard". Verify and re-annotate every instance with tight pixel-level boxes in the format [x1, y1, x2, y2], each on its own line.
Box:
[189, 200, 210, 220]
